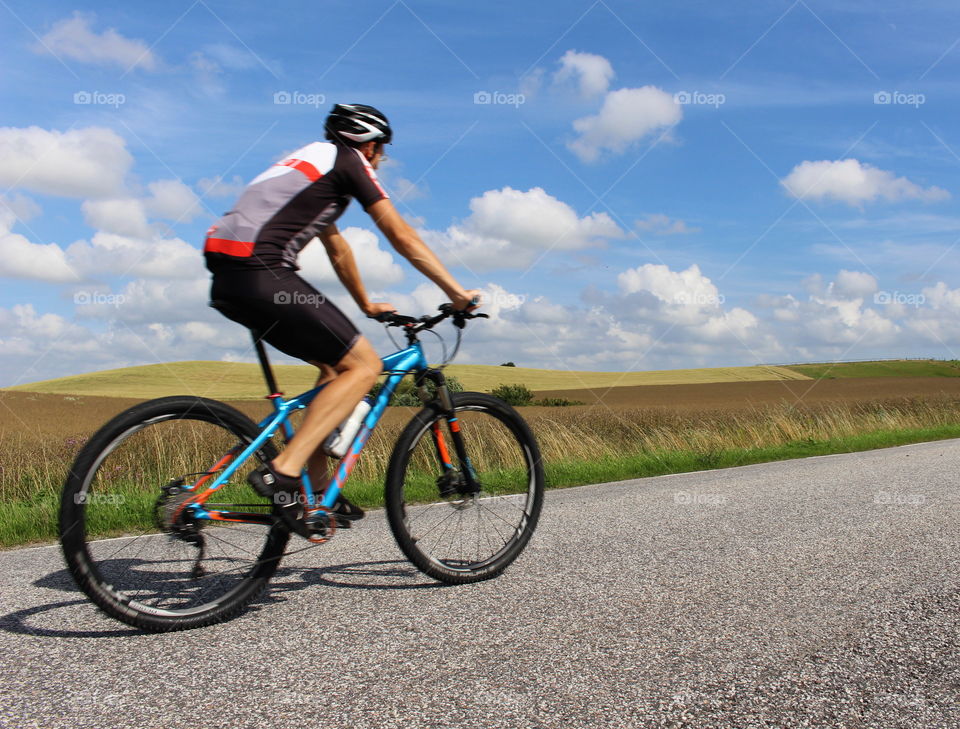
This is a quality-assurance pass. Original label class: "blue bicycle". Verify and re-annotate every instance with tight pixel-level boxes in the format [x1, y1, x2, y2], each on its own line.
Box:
[59, 304, 545, 631]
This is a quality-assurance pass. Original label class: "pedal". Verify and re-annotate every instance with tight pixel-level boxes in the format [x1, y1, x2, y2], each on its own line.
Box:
[304, 509, 335, 544]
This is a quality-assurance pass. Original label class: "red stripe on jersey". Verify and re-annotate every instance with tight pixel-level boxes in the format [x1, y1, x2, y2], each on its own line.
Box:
[279, 158, 322, 182]
[353, 148, 389, 199]
[204, 237, 255, 257]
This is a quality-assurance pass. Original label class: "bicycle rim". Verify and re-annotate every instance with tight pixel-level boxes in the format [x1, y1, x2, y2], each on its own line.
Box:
[389, 399, 542, 581]
[64, 407, 284, 621]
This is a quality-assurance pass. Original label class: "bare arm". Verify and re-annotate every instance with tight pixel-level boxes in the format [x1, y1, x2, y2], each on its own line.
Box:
[367, 198, 478, 310]
[318, 224, 393, 317]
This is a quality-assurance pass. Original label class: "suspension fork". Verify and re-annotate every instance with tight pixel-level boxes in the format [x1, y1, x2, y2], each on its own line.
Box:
[419, 369, 480, 494]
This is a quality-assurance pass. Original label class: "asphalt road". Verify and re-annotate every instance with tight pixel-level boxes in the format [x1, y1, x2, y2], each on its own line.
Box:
[1, 440, 958, 729]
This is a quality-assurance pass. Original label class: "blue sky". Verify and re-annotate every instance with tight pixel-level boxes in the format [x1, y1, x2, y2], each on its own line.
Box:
[3, 0, 960, 385]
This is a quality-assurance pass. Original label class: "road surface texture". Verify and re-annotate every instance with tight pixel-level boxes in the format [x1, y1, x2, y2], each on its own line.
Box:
[1, 440, 957, 728]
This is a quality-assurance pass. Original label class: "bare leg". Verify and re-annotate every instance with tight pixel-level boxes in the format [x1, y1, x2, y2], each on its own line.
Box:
[271, 336, 381, 478]
[304, 363, 337, 491]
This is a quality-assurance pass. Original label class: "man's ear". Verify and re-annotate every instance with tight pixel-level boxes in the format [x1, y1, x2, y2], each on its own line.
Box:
[358, 141, 376, 160]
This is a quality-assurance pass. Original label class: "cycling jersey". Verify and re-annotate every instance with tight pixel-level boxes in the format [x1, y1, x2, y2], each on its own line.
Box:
[204, 140, 389, 272]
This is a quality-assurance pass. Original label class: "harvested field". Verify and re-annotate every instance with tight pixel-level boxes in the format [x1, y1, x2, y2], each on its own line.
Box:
[5, 360, 810, 400]
[532, 376, 960, 411]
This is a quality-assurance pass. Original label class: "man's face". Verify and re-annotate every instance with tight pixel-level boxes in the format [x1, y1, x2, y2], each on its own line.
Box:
[370, 143, 385, 169]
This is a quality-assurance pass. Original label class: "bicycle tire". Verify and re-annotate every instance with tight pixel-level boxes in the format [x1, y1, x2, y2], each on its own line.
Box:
[385, 391, 544, 584]
[60, 396, 289, 632]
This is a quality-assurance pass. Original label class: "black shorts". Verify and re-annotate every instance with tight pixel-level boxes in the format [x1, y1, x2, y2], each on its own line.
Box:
[210, 268, 361, 366]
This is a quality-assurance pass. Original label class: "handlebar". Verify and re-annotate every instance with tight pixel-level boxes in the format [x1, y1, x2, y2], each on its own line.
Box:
[372, 301, 489, 332]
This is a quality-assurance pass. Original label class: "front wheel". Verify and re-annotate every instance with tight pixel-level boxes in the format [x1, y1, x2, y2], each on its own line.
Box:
[385, 392, 544, 583]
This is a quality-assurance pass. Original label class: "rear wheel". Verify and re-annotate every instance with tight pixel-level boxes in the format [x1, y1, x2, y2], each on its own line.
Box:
[59, 396, 289, 632]
[385, 392, 544, 583]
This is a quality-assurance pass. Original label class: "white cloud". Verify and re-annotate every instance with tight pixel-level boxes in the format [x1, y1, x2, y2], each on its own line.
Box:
[833, 269, 877, 299]
[0, 193, 41, 223]
[37, 12, 157, 71]
[781, 159, 949, 206]
[144, 179, 204, 222]
[0, 233, 79, 283]
[635, 213, 700, 235]
[569, 86, 682, 162]
[74, 277, 212, 325]
[554, 50, 615, 97]
[757, 270, 900, 348]
[0, 206, 78, 283]
[81, 198, 150, 238]
[297, 226, 405, 290]
[0, 126, 133, 198]
[422, 186, 622, 271]
[197, 175, 246, 199]
[616, 263, 756, 337]
[519, 68, 544, 98]
[65, 231, 203, 280]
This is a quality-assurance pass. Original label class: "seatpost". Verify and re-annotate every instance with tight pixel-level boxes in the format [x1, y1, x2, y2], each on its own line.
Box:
[251, 331, 281, 397]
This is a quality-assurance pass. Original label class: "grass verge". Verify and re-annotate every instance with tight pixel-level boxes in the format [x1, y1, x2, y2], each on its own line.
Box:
[543, 424, 960, 489]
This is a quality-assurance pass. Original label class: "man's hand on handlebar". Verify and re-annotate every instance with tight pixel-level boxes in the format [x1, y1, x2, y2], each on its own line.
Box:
[363, 301, 397, 318]
[452, 289, 482, 312]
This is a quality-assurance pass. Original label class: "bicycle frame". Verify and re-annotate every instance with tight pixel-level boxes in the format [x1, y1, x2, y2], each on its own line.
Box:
[186, 341, 431, 526]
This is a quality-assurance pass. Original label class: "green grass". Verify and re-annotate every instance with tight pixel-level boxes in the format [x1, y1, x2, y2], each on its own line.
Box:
[784, 359, 960, 380]
[544, 424, 960, 490]
[5, 360, 812, 400]
[6, 423, 960, 549]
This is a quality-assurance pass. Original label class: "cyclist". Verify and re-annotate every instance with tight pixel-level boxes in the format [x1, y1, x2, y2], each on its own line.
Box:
[204, 103, 480, 535]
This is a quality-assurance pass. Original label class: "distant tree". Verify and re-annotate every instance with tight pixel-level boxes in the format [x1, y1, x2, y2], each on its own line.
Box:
[492, 383, 534, 406]
[500, 362, 516, 367]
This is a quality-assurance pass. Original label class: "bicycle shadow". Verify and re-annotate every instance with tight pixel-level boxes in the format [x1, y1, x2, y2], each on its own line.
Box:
[269, 559, 444, 594]
[1, 559, 442, 639]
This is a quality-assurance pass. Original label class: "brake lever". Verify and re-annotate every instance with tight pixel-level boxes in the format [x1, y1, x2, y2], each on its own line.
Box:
[451, 310, 488, 329]
[373, 311, 417, 326]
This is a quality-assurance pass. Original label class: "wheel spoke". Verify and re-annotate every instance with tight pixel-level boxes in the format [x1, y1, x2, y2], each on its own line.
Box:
[387, 395, 544, 582]
[61, 398, 289, 628]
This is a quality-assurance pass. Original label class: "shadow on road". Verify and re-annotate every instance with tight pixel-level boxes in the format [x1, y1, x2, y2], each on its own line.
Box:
[1, 559, 442, 638]
[270, 559, 444, 593]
